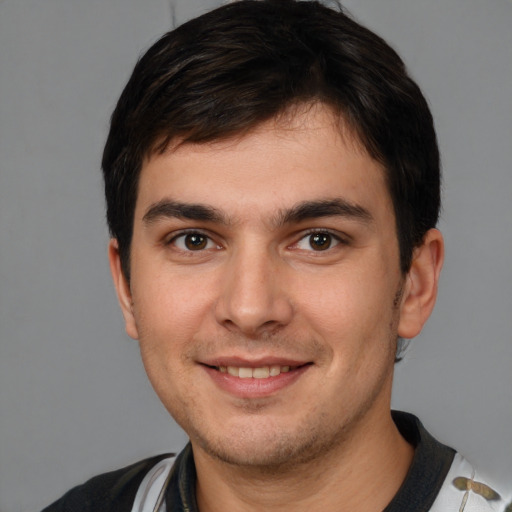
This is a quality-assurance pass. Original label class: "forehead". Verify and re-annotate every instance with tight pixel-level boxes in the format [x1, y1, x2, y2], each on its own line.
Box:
[135, 105, 392, 224]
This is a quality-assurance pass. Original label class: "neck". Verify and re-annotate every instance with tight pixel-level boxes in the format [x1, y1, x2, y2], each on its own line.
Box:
[193, 406, 414, 512]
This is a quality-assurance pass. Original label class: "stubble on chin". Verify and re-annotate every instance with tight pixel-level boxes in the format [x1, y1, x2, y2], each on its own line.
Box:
[189, 412, 335, 474]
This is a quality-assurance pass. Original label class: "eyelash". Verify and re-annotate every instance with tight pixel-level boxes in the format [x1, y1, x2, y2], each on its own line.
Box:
[165, 228, 349, 254]
[165, 230, 220, 252]
[292, 229, 349, 252]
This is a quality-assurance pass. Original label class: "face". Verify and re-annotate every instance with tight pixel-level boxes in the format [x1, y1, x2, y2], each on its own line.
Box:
[111, 105, 419, 469]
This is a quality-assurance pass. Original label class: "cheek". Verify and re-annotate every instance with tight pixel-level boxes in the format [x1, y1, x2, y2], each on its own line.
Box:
[295, 265, 399, 360]
[132, 266, 215, 336]
[130, 269, 223, 399]
[298, 267, 394, 328]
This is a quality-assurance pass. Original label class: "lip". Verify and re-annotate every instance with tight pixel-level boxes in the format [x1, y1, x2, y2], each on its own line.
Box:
[201, 356, 309, 368]
[201, 359, 312, 399]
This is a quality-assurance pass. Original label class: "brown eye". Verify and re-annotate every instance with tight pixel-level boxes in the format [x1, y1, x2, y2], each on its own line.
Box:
[184, 233, 208, 250]
[309, 233, 332, 251]
[171, 232, 217, 251]
[294, 231, 342, 252]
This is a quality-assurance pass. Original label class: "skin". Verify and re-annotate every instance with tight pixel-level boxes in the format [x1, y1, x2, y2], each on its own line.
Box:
[110, 104, 444, 511]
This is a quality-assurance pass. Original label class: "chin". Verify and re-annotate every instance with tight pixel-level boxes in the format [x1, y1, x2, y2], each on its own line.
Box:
[189, 420, 335, 470]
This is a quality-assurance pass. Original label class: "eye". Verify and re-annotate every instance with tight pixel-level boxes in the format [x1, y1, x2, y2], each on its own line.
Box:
[295, 231, 341, 251]
[171, 232, 219, 251]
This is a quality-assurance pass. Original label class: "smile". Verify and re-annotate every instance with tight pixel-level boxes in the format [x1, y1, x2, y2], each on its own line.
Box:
[202, 361, 312, 398]
[217, 365, 292, 379]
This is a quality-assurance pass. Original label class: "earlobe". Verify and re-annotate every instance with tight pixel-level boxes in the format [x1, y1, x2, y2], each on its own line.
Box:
[108, 239, 139, 340]
[397, 229, 444, 339]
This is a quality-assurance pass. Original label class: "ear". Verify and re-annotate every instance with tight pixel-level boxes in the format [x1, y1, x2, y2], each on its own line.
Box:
[398, 228, 444, 339]
[108, 239, 139, 340]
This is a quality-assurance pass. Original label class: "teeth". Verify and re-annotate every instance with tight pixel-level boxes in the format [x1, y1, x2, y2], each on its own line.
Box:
[220, 365, 294, 378]
[269, 365, 281, 377]
[253, 367, 270, 379]
[239, 367, 253, 379]
[227, 366, 239, 377]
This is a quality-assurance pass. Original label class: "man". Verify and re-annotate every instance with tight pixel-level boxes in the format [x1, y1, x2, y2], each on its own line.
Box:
[43, 1, 510, 511]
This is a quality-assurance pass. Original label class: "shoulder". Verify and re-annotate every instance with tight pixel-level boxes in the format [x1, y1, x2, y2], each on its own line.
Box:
[430, 453, 511, 512]
[388, 412, 511, 512]
[41, 453, 174, 512]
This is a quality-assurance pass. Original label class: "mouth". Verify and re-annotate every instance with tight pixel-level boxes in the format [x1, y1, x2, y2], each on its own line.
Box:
[211, 364, 302, 379]
[201, 361, 312, 398]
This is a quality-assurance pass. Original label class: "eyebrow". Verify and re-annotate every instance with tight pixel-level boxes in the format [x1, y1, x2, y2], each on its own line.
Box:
[274, 198, 373, 227]
[142, 197, 373, 228]
[142, 199, 228, 225]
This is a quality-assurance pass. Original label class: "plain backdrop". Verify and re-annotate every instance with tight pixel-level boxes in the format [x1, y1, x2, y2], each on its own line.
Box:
[1, 1, 511, 510]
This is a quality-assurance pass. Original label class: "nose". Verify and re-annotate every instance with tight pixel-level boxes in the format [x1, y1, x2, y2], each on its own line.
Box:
[214, 245, 294, 337]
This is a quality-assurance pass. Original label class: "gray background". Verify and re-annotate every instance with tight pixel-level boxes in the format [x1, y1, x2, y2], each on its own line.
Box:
[1, 0, 511, 510]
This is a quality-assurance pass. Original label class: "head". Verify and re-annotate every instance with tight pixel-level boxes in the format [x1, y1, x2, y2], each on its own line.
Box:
[102, 0, 441, 283]
[104, 0, 444, 471]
